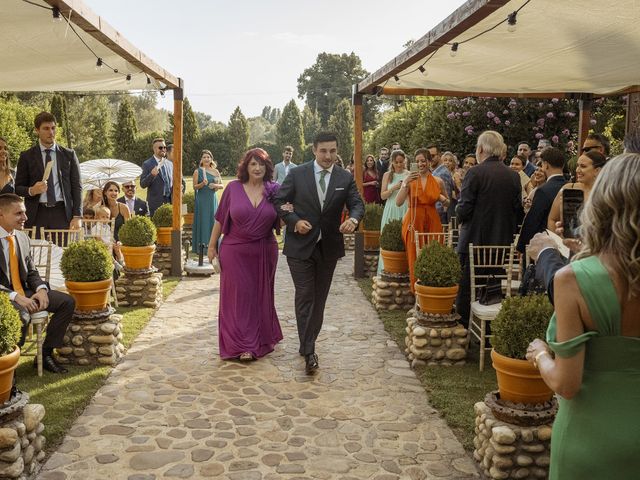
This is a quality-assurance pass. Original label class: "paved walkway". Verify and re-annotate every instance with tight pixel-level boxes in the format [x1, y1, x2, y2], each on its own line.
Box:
[38, 253, 478, 480]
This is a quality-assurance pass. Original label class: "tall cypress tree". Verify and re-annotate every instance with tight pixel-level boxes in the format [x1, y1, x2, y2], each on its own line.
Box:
[87, 96, 113, 158]
[301, 105, 321, 145]
[328, 99, 354, 165]
[50, 94, 71, 147]
[112, 97, 138, 161]
[182, 97, 200, 173]
[275, 100, 305, 163]
[228, 106, 249, 169]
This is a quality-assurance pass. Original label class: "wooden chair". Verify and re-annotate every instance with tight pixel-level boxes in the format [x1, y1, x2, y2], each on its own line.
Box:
[82, 218, 116, 245]
[414, 230, 453, 258]
[23, 226, 38, 240]
[450, 227, 460, 250]
[450, 216, 459, 229]
[467, 243, 515, 371]
[40, 228, 83, 248]
[22, 241, 53, 377]
[501, 234, 523, 296]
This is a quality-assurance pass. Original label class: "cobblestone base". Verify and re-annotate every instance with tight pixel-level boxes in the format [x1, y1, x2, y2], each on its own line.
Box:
[404, 311, 469, 367]
[0, 392, 45, 479]
[473, 401, 552, 479]
[363, 251, 379, 278]
[115, 271, 163, 308]
[152, 245, 184, 277]
[343, 233, 355, 251]
[57, 309, 125, 366]
[371, 274, 414, 311]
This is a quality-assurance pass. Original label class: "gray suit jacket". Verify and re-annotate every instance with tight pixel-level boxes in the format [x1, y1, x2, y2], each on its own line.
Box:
[274, 161, 297, 184]
[0, 230, 46, 296]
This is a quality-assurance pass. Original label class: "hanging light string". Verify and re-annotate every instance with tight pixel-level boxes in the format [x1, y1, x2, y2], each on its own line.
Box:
[21, 0, 163, 90]
[378, 0, 532, 90]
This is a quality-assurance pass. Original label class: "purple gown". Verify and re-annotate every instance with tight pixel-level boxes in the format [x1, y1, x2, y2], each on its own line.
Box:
[215, 180, 283, 359]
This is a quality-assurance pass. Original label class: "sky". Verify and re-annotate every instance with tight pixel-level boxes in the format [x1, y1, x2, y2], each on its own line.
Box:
[84, 0, 467, 122]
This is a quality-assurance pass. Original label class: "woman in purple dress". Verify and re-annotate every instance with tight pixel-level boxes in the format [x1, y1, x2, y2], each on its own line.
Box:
[207, 148, 283, 361]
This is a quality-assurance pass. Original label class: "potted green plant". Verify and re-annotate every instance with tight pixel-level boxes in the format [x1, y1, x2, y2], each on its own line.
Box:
[152, 204, 173, 246]
[61, 239, 114, 311]
[183, 191, 195, 226]
[118, 215, 157, 269]
[379, 219, 407, 274]
[362, 203, 383, 250]
[491, 294, 554, 404]
[0, 293, 23, 403]
[414, 240, 461, 314]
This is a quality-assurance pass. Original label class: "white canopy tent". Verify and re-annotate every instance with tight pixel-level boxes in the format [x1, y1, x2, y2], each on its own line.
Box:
[0, 0, 185, 274]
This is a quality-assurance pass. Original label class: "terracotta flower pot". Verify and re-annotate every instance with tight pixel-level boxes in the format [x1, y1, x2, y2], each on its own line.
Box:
[363, 229, 380, 251]
[182, 213, 194, 226]
[156, 227, 172, 247]
[121, 245, 156, 270]
[414, 281, 458, 314]
[491, 349, 553, 404]
[380, 249, 408, 274]
[0, 347, 20, 404]
[65, 278, 112, 312]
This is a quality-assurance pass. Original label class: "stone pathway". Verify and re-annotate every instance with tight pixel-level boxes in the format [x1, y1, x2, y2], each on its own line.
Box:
[38, 253, 479, 480]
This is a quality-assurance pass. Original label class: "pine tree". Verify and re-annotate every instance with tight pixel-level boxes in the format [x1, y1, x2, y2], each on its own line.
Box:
[182, 97, 201, 173]
[301, 105, 321, 145]
[275, 100, 305, 163]
[50, 94, 71, 147]
[112, 97, 138, 161]
[228, 106, 249, 168]
[328, 99, 354, 166]
[86, 96, 112, 158]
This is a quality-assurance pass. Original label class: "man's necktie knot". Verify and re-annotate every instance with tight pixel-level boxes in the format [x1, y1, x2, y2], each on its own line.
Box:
[319, 170, 328, 193]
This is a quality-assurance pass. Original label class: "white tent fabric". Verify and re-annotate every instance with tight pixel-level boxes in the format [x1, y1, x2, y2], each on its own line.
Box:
[0, 0, 176, 91]
[361, 0, 640, 96]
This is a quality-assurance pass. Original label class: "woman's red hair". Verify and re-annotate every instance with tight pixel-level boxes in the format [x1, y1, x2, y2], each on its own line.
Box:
[236, 148, 274, 182]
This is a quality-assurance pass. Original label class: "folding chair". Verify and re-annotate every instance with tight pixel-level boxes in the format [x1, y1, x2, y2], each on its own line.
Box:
[414, 230, 453, 258]
[80, 218, 119, 307]
[467, 244, 515, 371]
[22, 241, 53, 377]
[501, 234, 523, 296]
[23, 226, 38, 240]
[40, 228, 83, 248]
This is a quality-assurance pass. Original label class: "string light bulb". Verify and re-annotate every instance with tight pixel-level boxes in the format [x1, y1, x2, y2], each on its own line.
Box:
[126, 74, 132, 85]
[507, 11, 517, 32]
[418, 65, 428, 76]
[52, 7, 62, 22]
[95, 58, 103, 70]
[450, 43, 459, 57]
[393, 75, 401, 85]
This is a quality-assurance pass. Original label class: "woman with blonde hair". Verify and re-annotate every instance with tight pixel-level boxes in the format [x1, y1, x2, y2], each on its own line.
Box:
[0, 137, 15, 194]
[526, 153, 640, 479]
[192, 149, 223, 253]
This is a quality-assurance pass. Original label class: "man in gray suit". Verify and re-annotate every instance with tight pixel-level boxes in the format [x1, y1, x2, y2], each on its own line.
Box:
[273, 133, 364, 374]
[274, 146, 296, 184]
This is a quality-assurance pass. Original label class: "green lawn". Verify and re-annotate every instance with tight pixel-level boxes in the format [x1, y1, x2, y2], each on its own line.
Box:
[16, 277, 180, 451]
[357, 278, 497, 451]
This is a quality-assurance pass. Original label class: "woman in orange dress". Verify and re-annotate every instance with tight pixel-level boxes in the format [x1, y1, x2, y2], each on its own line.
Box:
[396, 148, 449, 291]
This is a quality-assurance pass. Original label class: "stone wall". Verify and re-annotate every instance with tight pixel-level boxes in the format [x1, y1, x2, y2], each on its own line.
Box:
[371, 273, 414, 311]
[152, 245, 184, 277]
[363, 251, 379, 278]
[0, 393, 45, 479]
[343, 233, 355, 251]
[474, 399, 553, 480]
[57, 308, 125, 367]
[115, 270, 163, 308]
[404, 310, 469, 368]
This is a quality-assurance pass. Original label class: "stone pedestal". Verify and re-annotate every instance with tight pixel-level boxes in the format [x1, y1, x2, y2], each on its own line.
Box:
[343, 233, 355, 251]
[364, 250, 379, 278]
[473, 392, 556, 480]
[0, 392, 46, 479]
[115, 268, 163, 308]
[371, 273, 414, 311]
[152, 245, 184, 277]
[404, 309, 469, 367]
[57, 307, 125, 367]
[182, 224, 193, 249]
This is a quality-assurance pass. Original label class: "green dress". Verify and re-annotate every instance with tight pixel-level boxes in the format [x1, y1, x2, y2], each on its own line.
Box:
[546, 256, 640, 479]
[192, 170, 219, 253]
[377, 171, 408, 275]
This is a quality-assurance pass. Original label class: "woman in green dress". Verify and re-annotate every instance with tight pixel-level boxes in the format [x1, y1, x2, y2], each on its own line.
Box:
[526, 153, 640, 479]
[192, 150, 224, 254]
[377, 149, 409, 275]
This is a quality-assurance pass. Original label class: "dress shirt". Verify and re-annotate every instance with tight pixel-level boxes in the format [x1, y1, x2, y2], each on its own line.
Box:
[125, 197, 135, 214]
[313, 161, 333, 210]
[0, 226, 47, 300]
[39, 142, 63, 203]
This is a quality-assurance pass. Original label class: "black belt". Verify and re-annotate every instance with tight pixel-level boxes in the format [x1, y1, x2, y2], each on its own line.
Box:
[40, 201, 65, 208]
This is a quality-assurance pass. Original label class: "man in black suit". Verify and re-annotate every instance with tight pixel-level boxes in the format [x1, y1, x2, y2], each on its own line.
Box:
[516, 147, 567, 254]
[273, 132, 364, 374]
[15, 112, 82, 233]
[0, 194, 75, 373]
[455, 130, 524, 324]
[118, 180, 149, 216]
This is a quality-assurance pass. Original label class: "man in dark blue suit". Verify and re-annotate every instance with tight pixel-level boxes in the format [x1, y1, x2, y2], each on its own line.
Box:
[117, 180, 149, 216]
[140, 137, 172, 216]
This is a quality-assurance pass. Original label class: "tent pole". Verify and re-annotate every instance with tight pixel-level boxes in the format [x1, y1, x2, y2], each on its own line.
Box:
[626, 93, 640, 134]
[171, 80, 184, 276]
[352, 90, 365, 278]
[577, 97, 592, 153]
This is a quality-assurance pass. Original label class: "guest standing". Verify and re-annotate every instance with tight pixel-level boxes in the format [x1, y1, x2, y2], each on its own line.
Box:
[102, 181, 130, 241]
[274, 146, 296, 184]
[140, 137, 171, 216]
[117, 181, 149, 216]
[377, 149, 409, 275]
[396, 148, 448, 292]
[0, 137, 15, 194]
[192, 150, 223, 254]
[207, 148, 282, 361]
[526, 153, 640, 479]
[362, 155, 380, 204]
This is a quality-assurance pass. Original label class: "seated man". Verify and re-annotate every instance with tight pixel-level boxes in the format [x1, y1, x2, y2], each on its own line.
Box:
[0, 193, 75, 374]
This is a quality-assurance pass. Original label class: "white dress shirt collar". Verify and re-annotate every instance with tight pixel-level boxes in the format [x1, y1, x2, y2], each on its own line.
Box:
[313, 161, 334, 175]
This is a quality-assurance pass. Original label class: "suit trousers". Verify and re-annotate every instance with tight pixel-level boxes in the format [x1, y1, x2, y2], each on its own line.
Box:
[16, 289, 75, 350]
[286, 242, 338, 356]
[29, 203, 68, 234]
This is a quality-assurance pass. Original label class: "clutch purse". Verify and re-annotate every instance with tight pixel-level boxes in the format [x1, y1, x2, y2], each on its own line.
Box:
[210, 257, 221, 274]
[478, 275, 503, 305]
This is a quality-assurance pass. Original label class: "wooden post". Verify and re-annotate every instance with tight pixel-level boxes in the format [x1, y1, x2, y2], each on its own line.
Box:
[171, 80, 184, 276]
[352, 90, 365, 278]
[626, 92, 640, 134]
[577, 96, 593, 152]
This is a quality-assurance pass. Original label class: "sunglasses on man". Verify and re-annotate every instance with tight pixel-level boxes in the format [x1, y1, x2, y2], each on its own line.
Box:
[581, 146, 600, 153]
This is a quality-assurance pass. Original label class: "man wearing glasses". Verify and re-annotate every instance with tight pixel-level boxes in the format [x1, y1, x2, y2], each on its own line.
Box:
[117, 181, 149, 216]
[581, 133, 610, 157]
[140, 138, 173, 216]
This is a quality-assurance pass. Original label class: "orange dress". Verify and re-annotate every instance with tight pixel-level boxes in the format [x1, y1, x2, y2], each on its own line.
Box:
[402, 174, 442, 292]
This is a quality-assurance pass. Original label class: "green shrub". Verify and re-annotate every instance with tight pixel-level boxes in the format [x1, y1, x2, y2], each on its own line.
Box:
[492, 294, 554, 360]
[118, 215, 157, 246]
[183, 191, 195, 213]
[0, 293, 21, 356]
[362, 203, 383, 231]
[152, 204, 173, 228]
[379, 219, 405, 251]
[414, 241, 461, 287]
[60, 239, 114, 282]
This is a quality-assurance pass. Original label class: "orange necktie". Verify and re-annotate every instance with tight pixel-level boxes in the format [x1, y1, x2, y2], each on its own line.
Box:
[7, 235, 25, 297]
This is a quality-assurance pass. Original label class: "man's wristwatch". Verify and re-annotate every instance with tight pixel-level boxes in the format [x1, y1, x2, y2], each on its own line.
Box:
[349, 218, 359, 226]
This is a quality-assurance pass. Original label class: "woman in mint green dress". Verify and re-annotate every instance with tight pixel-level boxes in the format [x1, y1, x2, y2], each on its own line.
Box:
[377, 149, 409, 275]
[526, 153, 640, 480]
[192, 150, 224, 253]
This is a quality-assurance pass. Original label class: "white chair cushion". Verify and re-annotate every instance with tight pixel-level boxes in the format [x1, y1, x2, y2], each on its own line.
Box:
[471, 301, 502, 320]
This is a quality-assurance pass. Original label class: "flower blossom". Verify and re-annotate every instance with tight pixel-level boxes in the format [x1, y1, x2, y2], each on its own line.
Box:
[536, 118, 545, 127]
[535, 133, 544, 139]
[446, 112, 456, 120]
[551, 98, 559, 103]
[590, 119, 597, 125]
[546, 112, 555, 119]
[493, 117, 501, 125]
[486, 111, 495, 119]
[562, 128, 570, 136]
[502, 110, 509, 115]
[504, 120, 511, 126]
[462, 111, 471, 117]
[551, 135, 559, 144]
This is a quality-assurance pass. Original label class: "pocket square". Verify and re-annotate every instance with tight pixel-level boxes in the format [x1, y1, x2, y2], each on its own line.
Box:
[335, 187, 345, 191]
